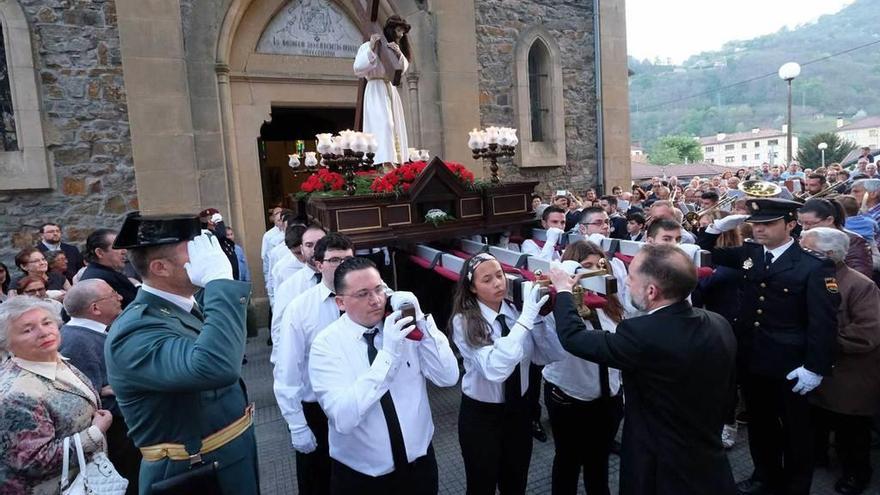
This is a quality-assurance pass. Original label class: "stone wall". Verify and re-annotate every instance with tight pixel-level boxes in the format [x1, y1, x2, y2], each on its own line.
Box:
[0, 0, 135, 269]
[474, 0, 597, 197]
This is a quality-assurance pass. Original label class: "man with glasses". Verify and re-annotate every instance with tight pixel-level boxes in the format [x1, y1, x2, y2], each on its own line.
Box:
[578, 206, 612, 238]
[36, 222, 84, 282]
[274, 233, 354, 495]
[59, 280, 140, 494]
[309, 257, 458, 493]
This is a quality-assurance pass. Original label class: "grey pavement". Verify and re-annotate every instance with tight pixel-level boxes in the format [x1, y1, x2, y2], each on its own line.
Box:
[243, 328, 880, 494]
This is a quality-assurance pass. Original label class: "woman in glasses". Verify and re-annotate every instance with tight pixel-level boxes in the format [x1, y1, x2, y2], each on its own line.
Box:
[451, 253, 563, 494]
[13, 247, 70, 300]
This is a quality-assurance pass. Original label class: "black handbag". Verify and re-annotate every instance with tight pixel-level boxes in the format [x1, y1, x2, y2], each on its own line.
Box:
[150, 460, 222, 495]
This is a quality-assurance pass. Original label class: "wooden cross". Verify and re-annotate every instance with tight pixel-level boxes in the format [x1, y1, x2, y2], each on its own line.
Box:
[352, 0, 404, 131]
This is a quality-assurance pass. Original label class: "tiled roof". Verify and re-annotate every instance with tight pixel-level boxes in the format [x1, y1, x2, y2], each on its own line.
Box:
[632, 162, 753, 180]
[836, 116, 880, 132]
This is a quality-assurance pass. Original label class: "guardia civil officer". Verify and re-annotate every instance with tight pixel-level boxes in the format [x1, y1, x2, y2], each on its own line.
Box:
[105, 212, 258, 494]
[699, 198, 841, 495]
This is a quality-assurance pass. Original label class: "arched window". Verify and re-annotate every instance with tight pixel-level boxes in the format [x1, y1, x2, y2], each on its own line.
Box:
[0, 1, 52, 190]
[527, 40, 549, 143]
[515, 27, 565, 168]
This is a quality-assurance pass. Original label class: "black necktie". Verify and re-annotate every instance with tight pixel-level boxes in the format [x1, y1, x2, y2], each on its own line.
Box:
[330, 292, 344, 315]
[314, 272, 322, 283]
[497, 315, 522, 407]
[190, 303, 204, 321]
[764, 251, 774, 268]
[363, 329, 408, 471]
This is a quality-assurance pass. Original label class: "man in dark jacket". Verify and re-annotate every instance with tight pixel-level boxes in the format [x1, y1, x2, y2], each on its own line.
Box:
[699, 198, 840, 495]
[36, 222, 84, 282]
[548, 244, 737, 495]
[80, 228, 139, 308]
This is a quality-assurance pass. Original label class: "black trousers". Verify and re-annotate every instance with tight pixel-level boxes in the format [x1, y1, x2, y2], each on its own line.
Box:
[458, 394, 532, 495]
[743, 374, 813, 495]
[527, 364, 544, 423]
[296, 401, 331, 495]
[107, 413, 141, 495]
[812, 406, 873, 481]
[544, 381, 623, 495]
[329, 444, 437, 495]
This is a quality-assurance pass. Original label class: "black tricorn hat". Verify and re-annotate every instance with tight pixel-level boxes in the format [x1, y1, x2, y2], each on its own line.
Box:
[113, 211, 202, 249]
[745, 198, 802, 224]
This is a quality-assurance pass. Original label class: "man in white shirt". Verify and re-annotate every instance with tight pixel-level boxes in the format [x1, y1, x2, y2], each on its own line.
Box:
[269, 224, 307, 310]
[309, 257, 459, 493]
[648, 201, 697, 244]
[521, 205, 566, 261]
[264, 210, 295, 307]
[261, 207, 286, 296]
[271, 225, 326, 360]
[646, 219, 683, 246]
[274, 233, 353, 495]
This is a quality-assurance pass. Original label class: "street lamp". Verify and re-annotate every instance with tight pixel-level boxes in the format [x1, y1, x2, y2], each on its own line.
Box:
[778, 62, 801, 166]
[818, 142, 828, 167]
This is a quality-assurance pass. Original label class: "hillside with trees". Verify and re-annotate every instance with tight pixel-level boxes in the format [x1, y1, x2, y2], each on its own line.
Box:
[629, 0, 880, 151]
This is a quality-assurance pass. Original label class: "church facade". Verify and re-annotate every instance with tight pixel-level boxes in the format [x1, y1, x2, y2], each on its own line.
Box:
[0, 0, 630, 301]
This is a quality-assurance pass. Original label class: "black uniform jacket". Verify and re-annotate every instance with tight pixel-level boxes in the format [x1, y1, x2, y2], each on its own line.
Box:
[554, 294, 737, 495]
[698, 235, 840, 377]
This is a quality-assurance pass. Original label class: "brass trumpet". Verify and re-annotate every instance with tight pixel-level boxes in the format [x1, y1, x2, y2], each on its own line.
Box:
[795, 180, 845, 201]
[684, 180, 781, 226]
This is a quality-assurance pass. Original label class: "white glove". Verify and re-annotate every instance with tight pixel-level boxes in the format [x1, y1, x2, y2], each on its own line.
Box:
[706, 214, 748, 235]
[382, 311, 414, 357]
[185, 233, 233, 287]
[210, 213, 223, 224]
[290, 424, 317, 454]
[559, 260, 582, 276]
[516, 282, 550, 330]
[546, 227, 565, 244]
[786, 366, 823, 395]
[390, 291, 425, 321]
[587, 233, 607, 246]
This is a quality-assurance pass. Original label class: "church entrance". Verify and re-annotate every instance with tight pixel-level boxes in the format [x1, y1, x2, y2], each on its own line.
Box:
[258, 106, 355, 217]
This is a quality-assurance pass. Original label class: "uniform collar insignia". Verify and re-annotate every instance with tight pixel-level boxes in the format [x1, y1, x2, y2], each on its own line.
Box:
[159, 307, 171, 315]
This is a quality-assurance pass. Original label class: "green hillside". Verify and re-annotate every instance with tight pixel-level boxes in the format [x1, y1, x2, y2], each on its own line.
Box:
[629, 0, 880, 150]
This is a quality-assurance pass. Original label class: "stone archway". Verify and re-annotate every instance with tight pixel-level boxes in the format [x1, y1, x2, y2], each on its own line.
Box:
[215, 0, 409, 296]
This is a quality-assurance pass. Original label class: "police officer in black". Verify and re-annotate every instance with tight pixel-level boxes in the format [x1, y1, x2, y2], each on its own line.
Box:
[698, 198, 840, 495]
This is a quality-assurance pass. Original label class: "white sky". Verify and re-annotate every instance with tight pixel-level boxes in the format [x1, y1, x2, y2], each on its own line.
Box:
[626, 0, 856, 64]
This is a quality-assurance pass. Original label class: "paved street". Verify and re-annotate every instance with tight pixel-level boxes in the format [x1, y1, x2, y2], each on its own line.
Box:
[244, 328, 880, 494]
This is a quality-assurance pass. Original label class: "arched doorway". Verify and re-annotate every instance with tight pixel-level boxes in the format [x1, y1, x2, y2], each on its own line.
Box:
[215, 0, 406, 295]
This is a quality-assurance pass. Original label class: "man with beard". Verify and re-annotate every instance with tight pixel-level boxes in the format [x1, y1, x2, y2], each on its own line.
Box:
[548, 244, 737, 494]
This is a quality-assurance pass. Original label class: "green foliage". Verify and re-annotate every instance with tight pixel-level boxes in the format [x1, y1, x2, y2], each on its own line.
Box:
[630, 0, 880, 149]
[648, 135, 704, 165]
[796, 132, 857, 167]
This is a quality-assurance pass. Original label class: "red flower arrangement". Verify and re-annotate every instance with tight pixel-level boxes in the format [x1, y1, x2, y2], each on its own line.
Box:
[370, 161, 475, 194]
[300, 167, 345, 193]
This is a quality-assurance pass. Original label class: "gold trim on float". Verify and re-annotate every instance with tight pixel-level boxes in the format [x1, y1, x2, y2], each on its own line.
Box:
[335, 207, 383, 232]
[386, 204, 412, 226]
[460, 198, 484, 218]
[491, 194, 527, 215]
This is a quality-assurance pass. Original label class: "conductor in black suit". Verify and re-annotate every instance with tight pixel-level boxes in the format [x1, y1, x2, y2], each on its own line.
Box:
[548, 244, 737, 495]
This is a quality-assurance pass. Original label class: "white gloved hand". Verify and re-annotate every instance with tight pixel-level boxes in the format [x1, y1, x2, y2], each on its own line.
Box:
[290, 424, 317, 454]
[516, 282, 550, 330]
[210, 213, 223, 224]
[786, 366, 823, 395]
[559, 260, 582, 276]
[546, 227, 565, 244]
[185, 233, 233, 287]
[382, 311, 414, 357]
[706, 214, 749, 235]
[390, 291, 425, 321]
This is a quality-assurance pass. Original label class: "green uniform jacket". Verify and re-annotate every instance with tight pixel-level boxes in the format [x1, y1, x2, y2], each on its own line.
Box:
[105, 280, 258, 495]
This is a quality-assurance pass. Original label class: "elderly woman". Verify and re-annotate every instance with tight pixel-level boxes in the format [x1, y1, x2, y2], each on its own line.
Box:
[801, 228, 880, 495]
[0, 296, 113, 493]
[13, 248, 70, 300]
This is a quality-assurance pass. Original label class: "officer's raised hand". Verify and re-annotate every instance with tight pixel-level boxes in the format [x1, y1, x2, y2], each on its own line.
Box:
[706, 214, 749, 234]
[185, 233, 233, 287]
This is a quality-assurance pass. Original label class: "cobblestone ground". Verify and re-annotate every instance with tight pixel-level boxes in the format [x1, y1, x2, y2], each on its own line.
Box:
[244, 329, 880, 494]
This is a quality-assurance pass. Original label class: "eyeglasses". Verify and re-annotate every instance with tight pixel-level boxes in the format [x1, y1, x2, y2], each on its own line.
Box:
[90, 291, 119, 305]
[580, 219, 611, 226]
[321, 256, 354, 265]
[338, 286, 386, 300]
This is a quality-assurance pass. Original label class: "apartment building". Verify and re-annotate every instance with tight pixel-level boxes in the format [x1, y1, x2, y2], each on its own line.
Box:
[699, 127, 798, 167]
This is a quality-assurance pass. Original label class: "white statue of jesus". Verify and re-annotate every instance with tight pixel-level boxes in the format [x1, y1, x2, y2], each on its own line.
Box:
[353, 15, 411, 165]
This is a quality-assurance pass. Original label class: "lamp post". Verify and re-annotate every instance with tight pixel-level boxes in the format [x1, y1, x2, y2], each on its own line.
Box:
[778, 62, 801, 166]
[818, 142, 828, 167]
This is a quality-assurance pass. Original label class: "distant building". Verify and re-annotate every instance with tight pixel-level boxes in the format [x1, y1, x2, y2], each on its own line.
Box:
[699, 127, 797, 167]
[835, 116, 880, 149]
[631, 144, 647, 162]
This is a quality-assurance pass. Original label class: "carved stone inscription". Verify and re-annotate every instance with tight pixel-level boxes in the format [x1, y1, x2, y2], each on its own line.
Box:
[256, 0, 362, 58]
